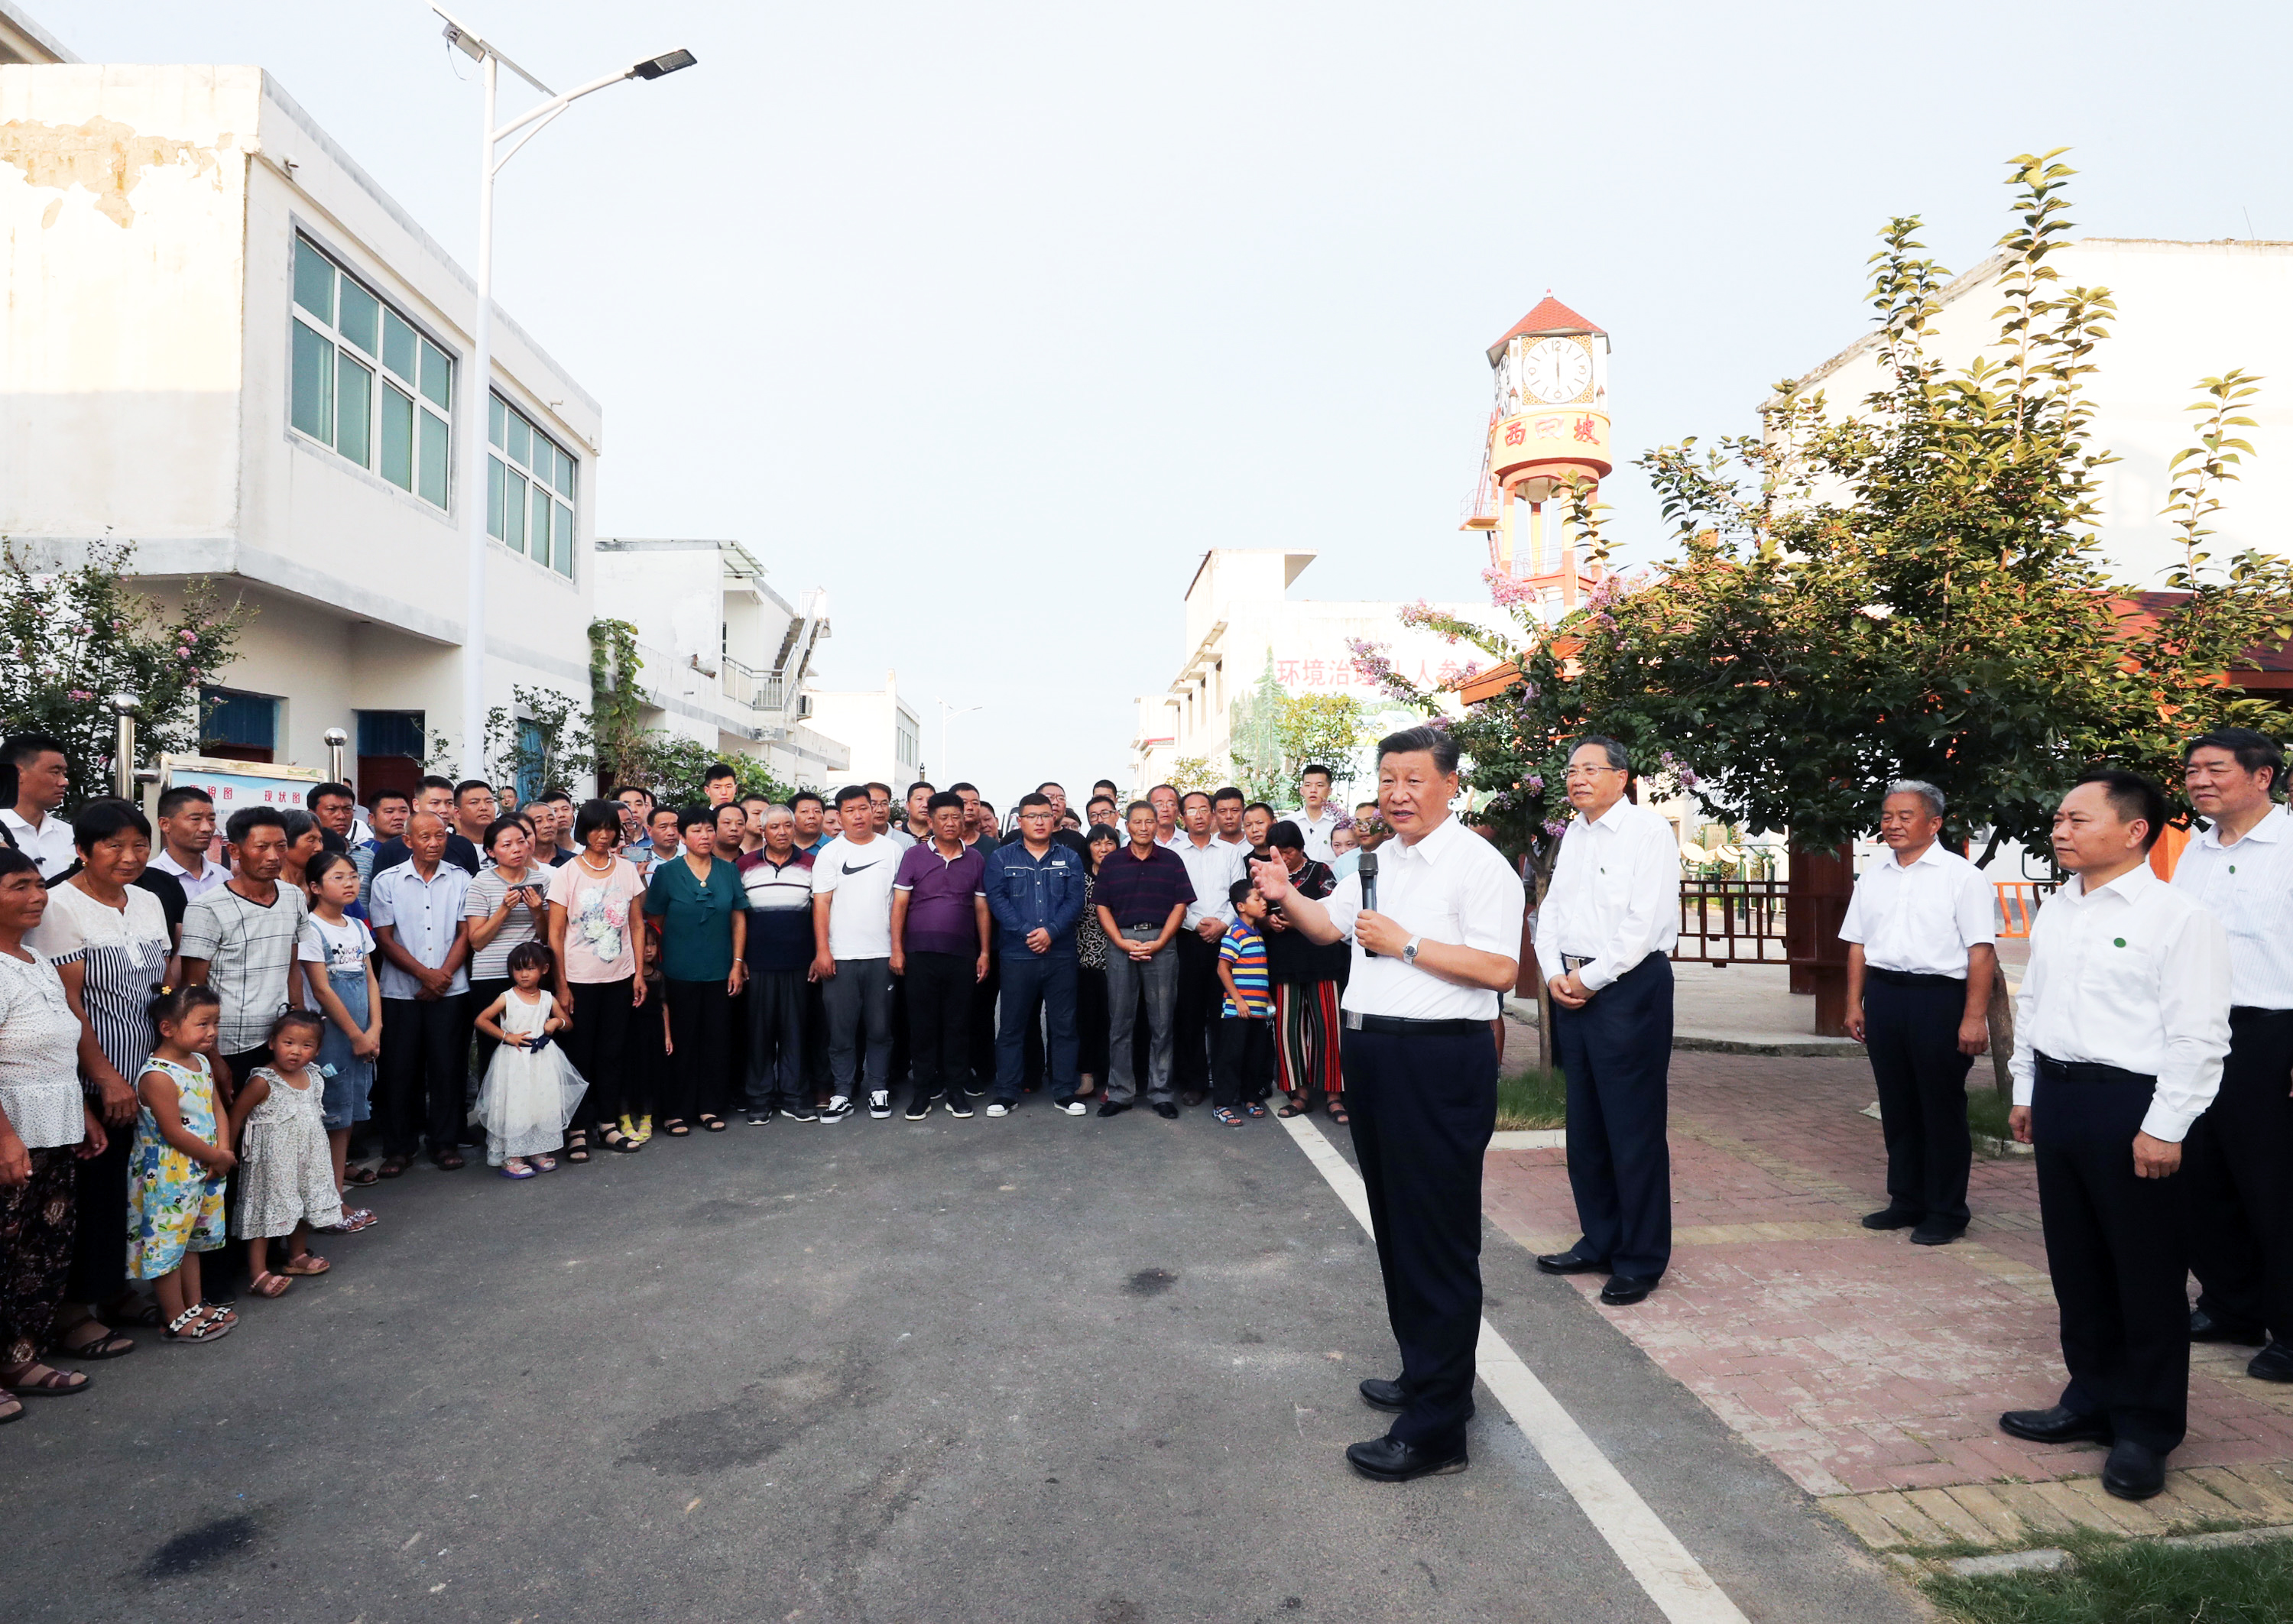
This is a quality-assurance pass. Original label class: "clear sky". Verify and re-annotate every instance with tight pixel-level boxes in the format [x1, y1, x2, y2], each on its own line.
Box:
[33, 1, 2293, 806]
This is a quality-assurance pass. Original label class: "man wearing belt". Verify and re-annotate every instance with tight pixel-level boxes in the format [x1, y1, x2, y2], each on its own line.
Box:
[1841, 780, 1999, 1246]
[1170, 792, 1246, 1108]
[1531, 735, 1680, 1307]
[2001, 770, 2230, 1501]
[1253, 725, 1525, 1482]
[2172, 728, 2293, 1381]
[1092, 801, 1195, 1118]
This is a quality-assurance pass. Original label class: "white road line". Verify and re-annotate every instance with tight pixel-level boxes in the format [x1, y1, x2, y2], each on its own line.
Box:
[1279, 1113, 1750, 1624]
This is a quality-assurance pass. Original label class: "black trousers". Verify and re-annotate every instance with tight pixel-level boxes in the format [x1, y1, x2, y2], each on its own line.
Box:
[1076, 964, 1110, 1080]
[1863, 974, 1976, 1229]
[64, 1119, 130, 1304]
[378, 995, 469, 1158]
[889, 968, 911, 1087]
[744, 968, 810, 1111]
[1213, 1015, 1273, 1108]
[2034, 1053, 2190, 1451]
[806, 977, 832, 1098]
[663, 979, 735, 1121]
[561, 977, 635, 1131]
[971, 947, 1001, 1091]
[904, 951, 974, 1103]
[1343, 1025, 1497, 1454]
[1172, 929, 1221, 1094]
[1550, 952, 1674, 1279]
[2184, 1006, 2293, 1340]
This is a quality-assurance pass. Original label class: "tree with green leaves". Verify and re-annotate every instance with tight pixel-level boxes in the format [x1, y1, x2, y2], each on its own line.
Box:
[484, 686, 596, 797]
[0, 540, 251, 807]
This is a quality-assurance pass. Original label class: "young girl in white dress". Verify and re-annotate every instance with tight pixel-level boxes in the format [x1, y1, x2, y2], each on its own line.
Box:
[226, 1010, 340, 1298]
[472, 942, 585, 1178]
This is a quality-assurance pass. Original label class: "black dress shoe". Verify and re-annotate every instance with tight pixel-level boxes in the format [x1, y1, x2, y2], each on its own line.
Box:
[2191, 1307, 2268, 1346]
[1178, 1091, 1206, 1108]
[1536, 1250, 1609, 1276]
[1152, 1101, 1179, 1120]
[1358, 1376, 1407, 1412]
[1344, 1434, 1468, 1481]
[1601, 1274, 1659, 1306]
[2248, 1340, 2293, 1383]
[1095, 1100, 1132, 1118]
[1909, 1222, 1967, 1246]
[1998, 1405, 2113, 1446]
[1861, 1207, 1921, 1230]
[2101, 1438, 2165, 1501]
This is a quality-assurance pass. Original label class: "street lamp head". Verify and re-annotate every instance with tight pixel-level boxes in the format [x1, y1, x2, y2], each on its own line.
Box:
[323, 727, 349, 747]
[629, 47, 696, 79]
[108, 691, 139, 716]
[441, 21, 487, 62]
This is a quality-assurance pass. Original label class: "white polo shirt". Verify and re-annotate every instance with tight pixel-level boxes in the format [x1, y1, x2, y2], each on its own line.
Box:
[2170, 803, 2293, 1010]
[1324, 812, 1526, 1020]
[1837, 841, 1997, 977]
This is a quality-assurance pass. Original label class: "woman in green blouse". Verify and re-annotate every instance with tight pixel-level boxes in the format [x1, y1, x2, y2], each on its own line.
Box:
[644, 806, 748, 1133]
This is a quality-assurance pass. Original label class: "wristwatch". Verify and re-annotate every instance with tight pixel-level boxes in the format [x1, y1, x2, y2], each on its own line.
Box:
[1402, 935, 1421, 965]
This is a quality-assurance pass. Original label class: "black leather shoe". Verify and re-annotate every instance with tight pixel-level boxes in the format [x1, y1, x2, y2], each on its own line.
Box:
[2191, 1308, 2268, 1346]
[1536, 1250, 1609, 1276]
[1344, 1434, 1468, 1481]
[1178, 1091, 1206, 1108]
[1095, 1100, 1131, 1118]
[2101, 1438, 2165, 1501]
[1909, 1222, 1967, 1246]
[1358, 1376, 1407, 1412]
[1601, 1274, 1659, 1306]
[1152, 1101, 1179, 1120]
[1861, 1207, 1920, 1230]
[1998, 1405, 2113, 1446]
[2248, 1341, 2293, 1383]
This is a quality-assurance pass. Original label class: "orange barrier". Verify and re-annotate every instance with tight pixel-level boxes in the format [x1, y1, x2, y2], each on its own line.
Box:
[1995, 881, 2056, 940]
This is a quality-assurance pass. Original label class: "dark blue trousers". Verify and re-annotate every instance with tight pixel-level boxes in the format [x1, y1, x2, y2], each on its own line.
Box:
[1342, 1026, 1497, 1456]
[2035, 1055, 2191, 1452]
[1863, 975, 1976, 1229]
[1551, 952, 1673, 1279]
[2184, 1007, 2293, 1340]
[995, 946, 1076, 1104]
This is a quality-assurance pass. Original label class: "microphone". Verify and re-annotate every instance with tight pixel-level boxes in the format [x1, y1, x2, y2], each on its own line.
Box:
[1357, 851, 1380, 958]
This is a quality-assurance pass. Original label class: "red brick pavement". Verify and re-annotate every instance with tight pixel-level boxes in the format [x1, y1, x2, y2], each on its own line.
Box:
[1481, 1047, 2293, 1499]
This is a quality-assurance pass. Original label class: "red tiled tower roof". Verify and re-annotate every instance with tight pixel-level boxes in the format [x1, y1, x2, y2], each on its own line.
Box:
[1487, 293, 1604, 364]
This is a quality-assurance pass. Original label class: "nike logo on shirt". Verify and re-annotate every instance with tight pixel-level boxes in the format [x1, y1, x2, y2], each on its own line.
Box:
[842, 861, 881, 876]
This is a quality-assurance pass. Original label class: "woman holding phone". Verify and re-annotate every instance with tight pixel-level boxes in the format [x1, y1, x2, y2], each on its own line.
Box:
[464, 816, 551, 1068]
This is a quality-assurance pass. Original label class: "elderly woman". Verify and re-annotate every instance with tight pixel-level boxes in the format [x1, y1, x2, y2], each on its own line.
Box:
[0, 844, 109, 1418]
[644, 805, 748, 1134]
[31, 800, 170, 1358]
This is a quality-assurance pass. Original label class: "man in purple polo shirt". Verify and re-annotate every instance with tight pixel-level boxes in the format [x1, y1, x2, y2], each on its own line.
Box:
[1092, 799, 1195, 1119]
[892, 792, 991, 1120]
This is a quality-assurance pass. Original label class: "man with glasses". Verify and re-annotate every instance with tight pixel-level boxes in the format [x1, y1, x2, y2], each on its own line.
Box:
[1531, 736, 1680, 1308]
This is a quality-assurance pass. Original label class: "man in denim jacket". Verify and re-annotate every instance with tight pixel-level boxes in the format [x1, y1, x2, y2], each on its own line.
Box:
[984, 793, 1088, 1116]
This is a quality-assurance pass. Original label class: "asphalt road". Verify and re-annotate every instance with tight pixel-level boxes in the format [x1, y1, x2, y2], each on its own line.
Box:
[3, 1098, 1924, 1623]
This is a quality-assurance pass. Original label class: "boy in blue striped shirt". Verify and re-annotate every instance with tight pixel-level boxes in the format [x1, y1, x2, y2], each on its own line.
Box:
[1213, 877, 1276, 1124]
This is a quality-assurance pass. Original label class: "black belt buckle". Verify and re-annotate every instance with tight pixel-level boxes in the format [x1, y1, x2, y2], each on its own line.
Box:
[1560, 954, 1592, 973]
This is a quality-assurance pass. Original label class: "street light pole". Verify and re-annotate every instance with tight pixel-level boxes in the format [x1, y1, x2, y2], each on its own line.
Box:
[936, 699, 981, 778]
[433, 9, 696, 779]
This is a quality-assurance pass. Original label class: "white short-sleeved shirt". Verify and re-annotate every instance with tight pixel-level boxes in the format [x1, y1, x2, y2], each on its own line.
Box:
[1323, 813, 1526, 1021]
[0, 949, 86, 1147]
[0, 809, 76, 881]
[298, 912, 375, 974]
[366, 861, 471, 1001]
[1292, 806, 1344, 864]
[813, 835, 900, 961]
[1170, 835, 1247, 931]
[1837, 841, 1998, 977]
[2170, 804, 2293, 1010]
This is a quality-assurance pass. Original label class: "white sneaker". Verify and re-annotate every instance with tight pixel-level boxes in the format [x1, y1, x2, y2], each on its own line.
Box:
[984, 1102, 1011, 1117]
[1053, 1097, 1087, 1116]
[868, 1090, 892, 1119]
[820, 1096, 852, 1123]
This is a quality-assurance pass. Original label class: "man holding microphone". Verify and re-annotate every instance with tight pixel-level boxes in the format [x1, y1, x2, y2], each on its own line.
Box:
[1253, 725, 1525, 1482]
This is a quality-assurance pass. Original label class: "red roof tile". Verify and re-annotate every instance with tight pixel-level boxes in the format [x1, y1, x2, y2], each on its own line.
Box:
[1488, 293, 1604, 362]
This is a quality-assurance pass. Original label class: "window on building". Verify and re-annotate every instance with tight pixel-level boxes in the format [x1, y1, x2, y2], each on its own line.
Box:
[290, 235, 453, 509]
[514, 718, 546, 806]
[487, 394, 577, 579]
[355, 709, 426, 806]
[201, 687, 281, 764]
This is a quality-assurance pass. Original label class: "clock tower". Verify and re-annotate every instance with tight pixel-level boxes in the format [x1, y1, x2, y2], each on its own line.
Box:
[1461, 292, 1611, 615]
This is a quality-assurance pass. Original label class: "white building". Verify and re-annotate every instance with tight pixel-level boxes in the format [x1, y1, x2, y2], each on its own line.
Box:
[591, 538, 846, 787]
[805, 673, 923, 794]
[1, 45, 602, 802]
[1131, 549, 1490, 795]
[1788, 238, 2293, 586]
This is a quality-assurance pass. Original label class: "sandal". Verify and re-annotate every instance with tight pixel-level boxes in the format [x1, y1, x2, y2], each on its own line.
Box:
[661, 1119, 692, 1138]
[279, 1254, 329, 1278]
[699, 1115, 728, 1133]
[54, 1321, 135, 1360]
[602, 1128, 642, 1154]
[248, 1271, 293, 1298]
[336, 1208, 378, 1233]
[430, 1150, 466, 1172]
[377, 1156, 411, 1178]
[498, 1160, 537, 1180]
[562, 1130, 592, 1164]
[1211, 1106, 1246, 1127]
[163, 1306, 232, 1343]
[1243, 1100, 1267, 1118]
[1277, 1094, 1310, 1119]
[343, 1163, 379, 1187]
[0, 1392, 21, 1424]
[529, 1153, 556, 1172]
[1326, 1097, 1351, 1126]
[4, 1363, 91, 1395]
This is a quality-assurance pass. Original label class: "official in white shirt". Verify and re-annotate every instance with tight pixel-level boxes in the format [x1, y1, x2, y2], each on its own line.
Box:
[1254, 725, 1525, 1483]
[0, 733, 77, 880]
[2171, 729, 2293, 1381]
[1839, 781, 1999, 1245]
[2000, 770, 2230, 1502]
[1169, 792, 1247, 1105]
[1530, 736, 1680, 1305]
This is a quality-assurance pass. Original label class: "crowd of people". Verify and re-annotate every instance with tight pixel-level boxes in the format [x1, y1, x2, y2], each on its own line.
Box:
[0, 734, 1391, 1421]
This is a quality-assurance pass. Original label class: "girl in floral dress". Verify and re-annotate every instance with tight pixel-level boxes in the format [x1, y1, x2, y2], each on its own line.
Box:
[228, 1011, 340, 1298]
[129, 987, 235, 1343]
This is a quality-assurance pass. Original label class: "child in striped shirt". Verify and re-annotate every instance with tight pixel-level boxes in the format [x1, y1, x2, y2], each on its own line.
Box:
[1212, 878, 1275, 1125]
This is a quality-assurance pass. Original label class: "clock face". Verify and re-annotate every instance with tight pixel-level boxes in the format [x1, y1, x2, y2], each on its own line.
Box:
[1520, 336, 1593, 405]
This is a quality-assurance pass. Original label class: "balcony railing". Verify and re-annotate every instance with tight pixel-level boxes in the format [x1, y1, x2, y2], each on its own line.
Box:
[721, 656, 787, 715]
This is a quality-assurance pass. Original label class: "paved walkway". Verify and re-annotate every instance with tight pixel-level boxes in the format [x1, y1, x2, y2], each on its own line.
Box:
[1482, 1033, 2293, 1553]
